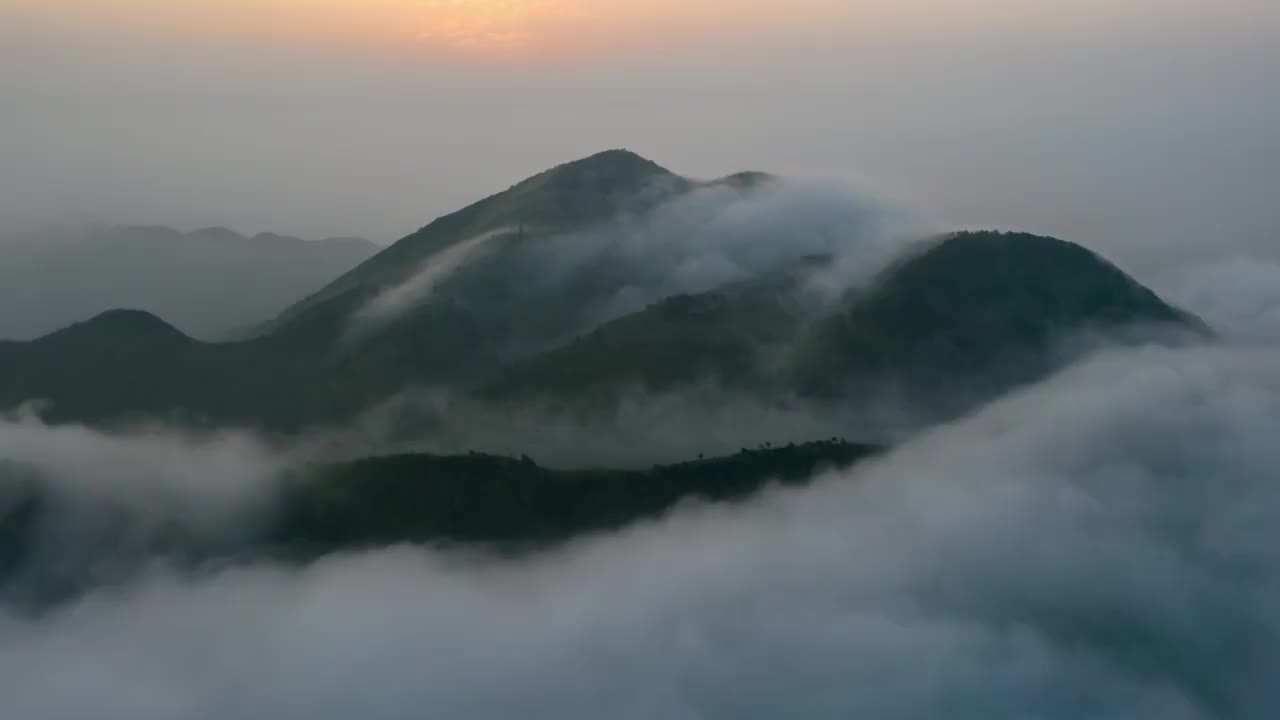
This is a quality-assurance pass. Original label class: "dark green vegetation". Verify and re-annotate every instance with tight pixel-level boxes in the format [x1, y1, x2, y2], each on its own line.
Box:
[271, 439, 880, 553]
[480, 258, 824, 404]
[791, 231, 1210, 407]
[483, 231, 1208, 414]
[0, 151, 1206, 431]
[0, 225, 377, 341]
[0, 441, 881, 605]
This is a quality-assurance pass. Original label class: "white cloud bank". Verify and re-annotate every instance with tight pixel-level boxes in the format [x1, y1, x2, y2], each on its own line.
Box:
[3, 332, 1280, 718]
[1, 218, 1277, 718]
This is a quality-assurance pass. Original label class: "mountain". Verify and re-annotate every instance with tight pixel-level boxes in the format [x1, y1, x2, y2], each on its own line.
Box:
[789, 231, 1210, 408]
[0, 153, 1208, 431]
[0, 224, 378, 340]
[482, 232, 1207, 415]
[0, 151, 717, 428]
[480, 257, 826, 404]
[262, 149, 690, 333]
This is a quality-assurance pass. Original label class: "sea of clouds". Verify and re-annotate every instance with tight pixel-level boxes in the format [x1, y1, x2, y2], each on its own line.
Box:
[2, 168, 1280, 718]
[1, 249, 1279, 718]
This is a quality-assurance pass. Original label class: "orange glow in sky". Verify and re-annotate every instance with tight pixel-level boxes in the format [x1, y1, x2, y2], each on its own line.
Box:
[8, 0, 1244, 61]
[411, 0, 584, 54]
[12, 0, 587, 57]
[8, 0, 863, 59]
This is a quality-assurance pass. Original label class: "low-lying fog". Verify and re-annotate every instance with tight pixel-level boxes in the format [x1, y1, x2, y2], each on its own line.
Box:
[1, 226, 1279, 717]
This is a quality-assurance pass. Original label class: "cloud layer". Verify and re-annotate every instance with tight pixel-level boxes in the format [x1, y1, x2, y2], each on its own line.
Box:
[4, 329, 1280, 717]
[1, 196, 1277, 718]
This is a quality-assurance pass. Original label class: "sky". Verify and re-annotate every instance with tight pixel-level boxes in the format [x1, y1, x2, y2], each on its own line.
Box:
[1, 0, 1277, 269]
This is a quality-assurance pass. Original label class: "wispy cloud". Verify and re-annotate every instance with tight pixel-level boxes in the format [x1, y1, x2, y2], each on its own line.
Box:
[348, 226, 512, 337]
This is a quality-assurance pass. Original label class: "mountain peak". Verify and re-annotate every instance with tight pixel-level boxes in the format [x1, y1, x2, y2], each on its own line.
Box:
[557, 148, 670, 174]
[112, 225, 184, 242]
[188, 227, 245, 243]
[251, 231, 301, 244]
[870, 230, 1202, 331]
[514, 149, 676, 195]
[909, 231, 1175, 302]
[42, 309, 191, 346]
[710, 171, 777, 189]
[259, 150, 689, 331]
[791, 229, 1205, 404]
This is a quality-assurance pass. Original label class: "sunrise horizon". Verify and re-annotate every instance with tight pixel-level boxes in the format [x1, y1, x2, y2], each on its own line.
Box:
[11, 1, 1272, 63]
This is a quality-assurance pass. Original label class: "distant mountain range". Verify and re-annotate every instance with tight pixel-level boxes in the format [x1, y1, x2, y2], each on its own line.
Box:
[0, 225, 378, 340]
[0, 151, 1207, 432]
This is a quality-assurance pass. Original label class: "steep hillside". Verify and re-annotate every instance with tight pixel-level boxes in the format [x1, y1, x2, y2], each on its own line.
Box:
[482, 258, 827, 403]
[791, 231, 1209, 406]
[264, 150, 690, 333]
[483, 232, 1205, 412]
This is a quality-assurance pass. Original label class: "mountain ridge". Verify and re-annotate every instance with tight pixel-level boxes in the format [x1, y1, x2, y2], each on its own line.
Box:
[262, 150, 686, 331]
[0, 152, 1209, 432]
[260, 150, 775, 337]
